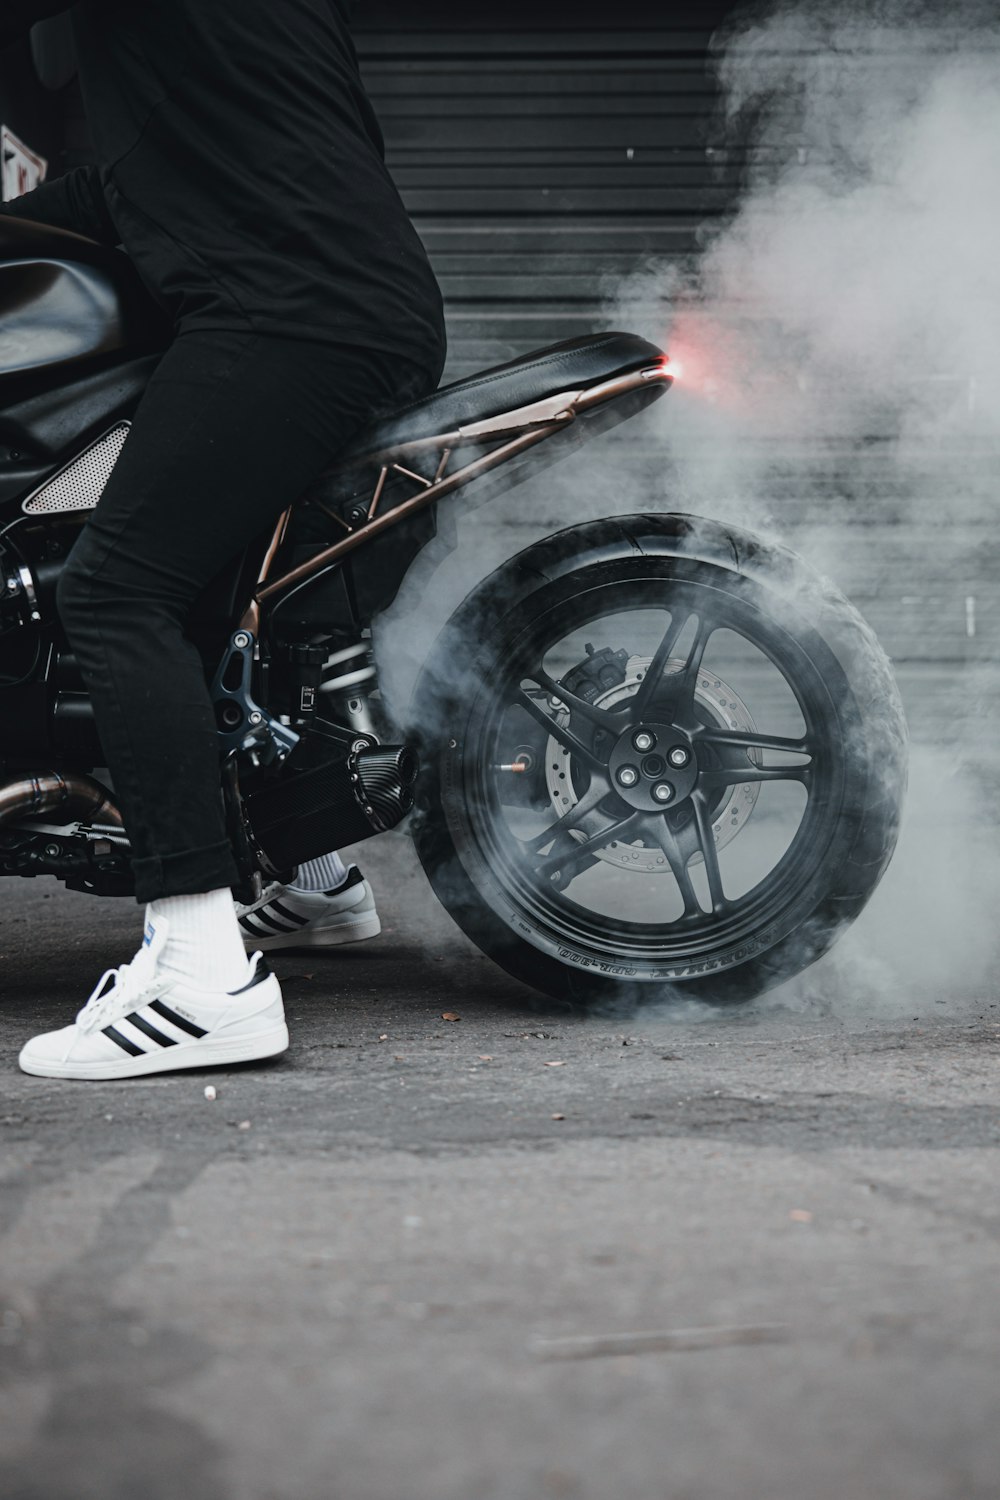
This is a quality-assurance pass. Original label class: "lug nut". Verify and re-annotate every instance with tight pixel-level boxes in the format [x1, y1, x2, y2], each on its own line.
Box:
[617, 765, 640, 789]
[668, 746, 691, 769]
[652, 782, 675, 804]
[632, 730, 656, 753]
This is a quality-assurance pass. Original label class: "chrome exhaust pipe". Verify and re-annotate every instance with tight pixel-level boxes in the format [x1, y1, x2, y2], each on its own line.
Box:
[0, 772, 125, 830]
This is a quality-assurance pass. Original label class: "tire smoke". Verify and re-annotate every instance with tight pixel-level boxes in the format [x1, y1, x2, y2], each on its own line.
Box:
[379, 0, 1000, 1017]
[614, 0, 1000, 1015]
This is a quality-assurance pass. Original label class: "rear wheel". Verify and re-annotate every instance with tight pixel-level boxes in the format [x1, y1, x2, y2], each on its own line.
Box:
[411, 514, 906, 1007]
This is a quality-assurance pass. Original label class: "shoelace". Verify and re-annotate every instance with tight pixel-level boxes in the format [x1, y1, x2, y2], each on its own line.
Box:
[76, 946, 162, 1033]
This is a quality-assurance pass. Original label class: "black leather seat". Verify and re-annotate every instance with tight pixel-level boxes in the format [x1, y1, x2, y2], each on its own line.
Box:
[338, 331, 666, 463]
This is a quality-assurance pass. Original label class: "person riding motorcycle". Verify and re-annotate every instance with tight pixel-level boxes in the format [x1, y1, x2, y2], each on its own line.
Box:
[1, 0, 446, 1079]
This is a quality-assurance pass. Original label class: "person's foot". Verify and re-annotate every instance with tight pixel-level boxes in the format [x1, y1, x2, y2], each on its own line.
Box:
[236, 865, 381, 951]
[18, 922, 288, 1081]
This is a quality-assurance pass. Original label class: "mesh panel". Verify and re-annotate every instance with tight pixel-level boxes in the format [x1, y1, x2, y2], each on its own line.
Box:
[22, 423, 131, 516]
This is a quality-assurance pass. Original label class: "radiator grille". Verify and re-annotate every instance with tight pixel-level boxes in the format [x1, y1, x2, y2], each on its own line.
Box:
[22, 423, 131, 516]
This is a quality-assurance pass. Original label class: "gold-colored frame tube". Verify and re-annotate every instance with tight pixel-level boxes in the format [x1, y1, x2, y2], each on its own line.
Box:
[252, 364, 671, 610]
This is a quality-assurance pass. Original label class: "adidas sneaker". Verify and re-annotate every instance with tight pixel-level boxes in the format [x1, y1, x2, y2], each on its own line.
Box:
[18, 921, 288, 1081]
[237, 865, 381, 952]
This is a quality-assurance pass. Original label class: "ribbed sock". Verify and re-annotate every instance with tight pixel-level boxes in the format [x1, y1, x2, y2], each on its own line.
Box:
[291, 851, 349, 894]
[149, 888, 253, 992]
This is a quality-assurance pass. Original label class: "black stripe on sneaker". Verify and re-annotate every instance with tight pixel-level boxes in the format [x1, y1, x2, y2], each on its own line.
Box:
[269, 899, 309, 927]
[103, 1024, 145, 1057]
[238, 913, 272, 936]
[251, 908, 303, 935]
[127, 1012, 178, 1048]
[230, 959, 272, 995]
[149, 999, 208, 1038]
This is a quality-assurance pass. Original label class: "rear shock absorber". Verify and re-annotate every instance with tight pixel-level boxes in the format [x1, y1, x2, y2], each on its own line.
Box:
[319, 637, 379, 739]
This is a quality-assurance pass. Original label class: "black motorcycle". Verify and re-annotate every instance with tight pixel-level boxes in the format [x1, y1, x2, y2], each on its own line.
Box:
[0, 218, 906, 1007]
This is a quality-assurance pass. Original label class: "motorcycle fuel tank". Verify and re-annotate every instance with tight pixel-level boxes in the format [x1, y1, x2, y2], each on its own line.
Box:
[0, 217, 164, 392]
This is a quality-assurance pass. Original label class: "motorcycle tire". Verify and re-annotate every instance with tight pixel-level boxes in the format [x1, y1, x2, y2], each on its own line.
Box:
[410, 513, 907, 1008]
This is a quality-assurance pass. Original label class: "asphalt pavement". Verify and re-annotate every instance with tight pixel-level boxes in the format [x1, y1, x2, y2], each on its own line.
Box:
[1, 821, 998, 1500]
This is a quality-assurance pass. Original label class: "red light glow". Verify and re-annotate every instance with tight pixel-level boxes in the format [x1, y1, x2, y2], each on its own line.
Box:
[659, 327, 725, 404]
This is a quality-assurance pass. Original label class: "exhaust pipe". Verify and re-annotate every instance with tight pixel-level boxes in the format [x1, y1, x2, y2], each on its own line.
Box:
[0, 772, 124, 830]
[244, 744, 417, 872]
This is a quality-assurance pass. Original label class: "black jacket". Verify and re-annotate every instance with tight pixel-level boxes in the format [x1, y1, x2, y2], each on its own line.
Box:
[0, 1, 446, 377]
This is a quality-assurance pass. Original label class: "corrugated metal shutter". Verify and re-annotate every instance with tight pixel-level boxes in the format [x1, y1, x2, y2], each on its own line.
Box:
[357, 8, 1000, 704]
[355, 7, 738, 380]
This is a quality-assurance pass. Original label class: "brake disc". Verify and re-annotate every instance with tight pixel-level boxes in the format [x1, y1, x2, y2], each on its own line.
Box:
[544, 656, 762, 873]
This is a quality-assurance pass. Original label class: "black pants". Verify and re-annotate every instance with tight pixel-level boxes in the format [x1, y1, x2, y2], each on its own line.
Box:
[57, 330, 430, 904]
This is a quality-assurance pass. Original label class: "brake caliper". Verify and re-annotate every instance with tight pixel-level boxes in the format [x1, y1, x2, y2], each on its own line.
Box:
[558, 643, 628, 764]
[560, 644, 629, 705]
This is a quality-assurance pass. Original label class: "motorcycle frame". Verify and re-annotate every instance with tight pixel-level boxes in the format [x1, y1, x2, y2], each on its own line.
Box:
[240, 363, 671, 633]
[0, 356, 670, 899]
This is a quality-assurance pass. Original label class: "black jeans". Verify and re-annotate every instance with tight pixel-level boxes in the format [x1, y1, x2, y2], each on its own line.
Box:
[57, 330, 432, 904]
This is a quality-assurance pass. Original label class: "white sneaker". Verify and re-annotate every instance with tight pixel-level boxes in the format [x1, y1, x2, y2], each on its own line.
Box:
[18, 920, 288, 1081]
[236, 865, 381, 952]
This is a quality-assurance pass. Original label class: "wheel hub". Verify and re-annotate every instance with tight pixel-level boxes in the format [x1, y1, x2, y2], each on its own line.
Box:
[543, 656, 762, 874]
[608, 724, 698, 811]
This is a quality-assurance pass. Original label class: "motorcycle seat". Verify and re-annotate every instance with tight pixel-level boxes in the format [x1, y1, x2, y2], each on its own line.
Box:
[338, 331, 666, 464]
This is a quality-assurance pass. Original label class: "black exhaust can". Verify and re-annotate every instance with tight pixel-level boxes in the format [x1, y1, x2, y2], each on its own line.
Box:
[244, 744, 418, 872]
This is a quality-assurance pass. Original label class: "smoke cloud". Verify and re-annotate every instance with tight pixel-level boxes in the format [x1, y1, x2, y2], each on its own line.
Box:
[643, 0, 1000, 1015]
[380, 0, 1000, 1017]
[649, 0, 1000, 493]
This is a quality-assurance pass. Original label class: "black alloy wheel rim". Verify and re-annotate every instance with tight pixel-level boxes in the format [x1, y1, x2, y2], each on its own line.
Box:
[450, 574, 850, 968]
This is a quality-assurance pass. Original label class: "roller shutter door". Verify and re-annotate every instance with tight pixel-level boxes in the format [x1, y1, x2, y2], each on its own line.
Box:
[355, 4, 739, 381]
[356, 5, 1000, 695]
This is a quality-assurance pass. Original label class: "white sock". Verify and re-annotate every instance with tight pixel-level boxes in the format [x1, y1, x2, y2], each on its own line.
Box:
[291, 851, 349, 894]
[148, 889, 253, 992]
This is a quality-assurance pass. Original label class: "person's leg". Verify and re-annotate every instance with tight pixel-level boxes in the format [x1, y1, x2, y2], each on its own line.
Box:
[20, 331, 423, 1079]
[58, 331, 408, 901]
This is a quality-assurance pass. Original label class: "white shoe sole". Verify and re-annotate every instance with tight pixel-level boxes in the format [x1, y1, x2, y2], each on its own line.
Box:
[244, 911, 382, 952]
[18, 1021, 290, 1081]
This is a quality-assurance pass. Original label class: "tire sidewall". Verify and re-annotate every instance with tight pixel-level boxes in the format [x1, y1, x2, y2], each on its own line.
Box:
[411, 516, 907, 1006]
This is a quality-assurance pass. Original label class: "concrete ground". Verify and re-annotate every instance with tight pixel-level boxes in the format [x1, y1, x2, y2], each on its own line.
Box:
[1, 822, 998, 1500]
